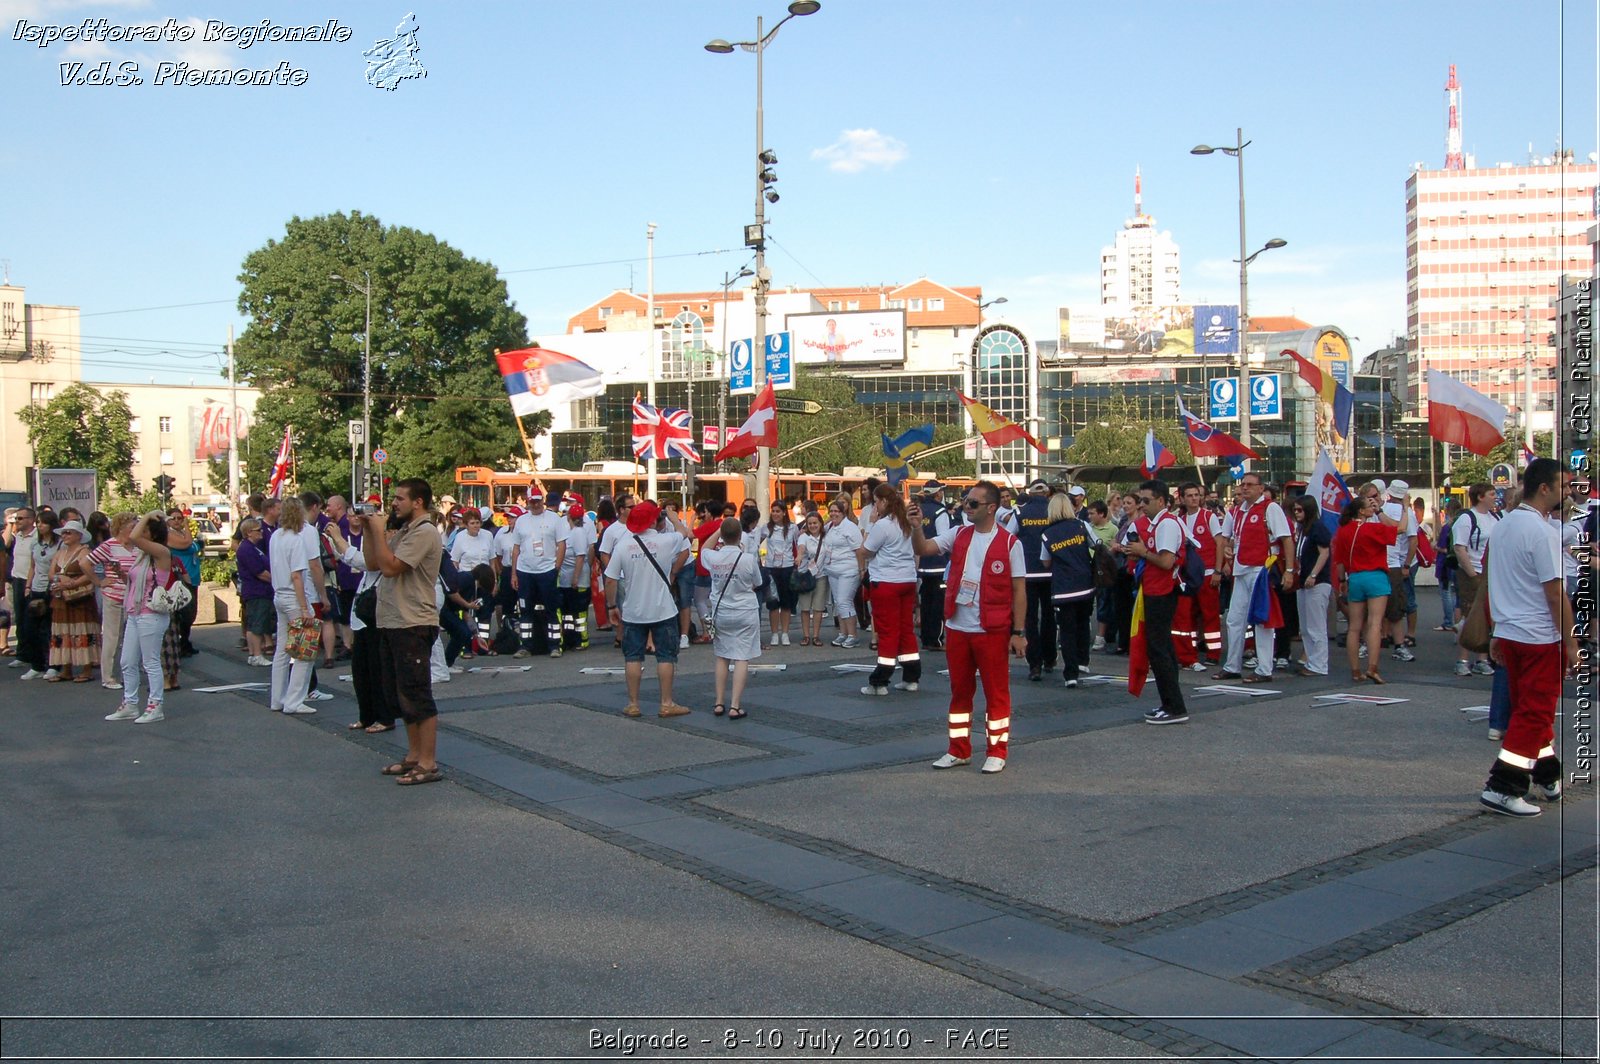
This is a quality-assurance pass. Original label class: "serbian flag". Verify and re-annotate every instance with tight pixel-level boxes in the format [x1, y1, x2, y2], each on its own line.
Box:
[631, 397, 701, 462]
[1127, 588, 1148, 696]
[1284, 349, 1354, 440]
[957, 392, 1046, 453]
[715, 382, 778, 462]
[495, 347, 605, 417]
[1177, 394, 1260, 460]
[1426, 369, 1506, 456]
[266, 425, 293, 499]
[1141, 430, 1176, 479]
[883, 423, 935, 487]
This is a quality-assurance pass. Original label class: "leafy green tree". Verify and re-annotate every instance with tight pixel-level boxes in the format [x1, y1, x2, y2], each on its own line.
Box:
[18, 384, 137, 497]
[98, 486, 166, 518]
[1449, 431, 1553, 487]
[1062, 395, 1193, 469]
[233, 210, 530, 495]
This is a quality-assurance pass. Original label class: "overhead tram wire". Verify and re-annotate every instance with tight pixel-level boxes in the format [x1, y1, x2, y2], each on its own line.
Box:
[765, 236, 828, 288]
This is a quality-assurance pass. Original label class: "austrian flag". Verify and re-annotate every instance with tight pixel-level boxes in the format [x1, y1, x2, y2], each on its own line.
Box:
[631, 398, 700, 462]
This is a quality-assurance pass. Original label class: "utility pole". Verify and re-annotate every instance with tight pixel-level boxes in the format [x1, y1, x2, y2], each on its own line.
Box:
[646, 222, 658, 500]
[227, 325, 239, 510]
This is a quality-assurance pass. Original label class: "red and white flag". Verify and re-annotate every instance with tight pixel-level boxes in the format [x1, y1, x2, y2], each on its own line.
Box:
[266, 425, 294, 498]
[715, 382, 778, 462]
[1426, 369, 1506, 456]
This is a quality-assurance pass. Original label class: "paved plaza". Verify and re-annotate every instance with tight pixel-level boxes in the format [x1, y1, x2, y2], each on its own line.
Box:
[3, 618, 1595, 1062]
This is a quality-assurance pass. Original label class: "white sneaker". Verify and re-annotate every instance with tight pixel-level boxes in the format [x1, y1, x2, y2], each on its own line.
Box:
[133, 706, 165, 724]
[104, 704, 140, 721]
[19, 669, 41, 680]
[449, 665, 464, 674]
[931, 753, 970, 769]
[859, 685, 888, 696]
[892, 681, 918, 692]
[550, 647, 563, 658]
[101, 680, 123, 690]
[281, 705, 317, 715]
[1480, 789, 1541, 817]
[1358, 644, 1368, 658]
[1063, 678, 1078, 688]
[1274, 657, 1290, 668]
[1187, 662, 1208, 672]
[770, 633, 780, 647]
[831, 634, 847, 647]
[1079, 665, 1090, 674]
[307, 690, 334, 702]
[1091, 636, 1106, 651]
[840, 636, 862, 648]
[7, 659, 25, 668]
[43, 668, 60, 680]
[1392, 646, 1415, 662]
[1243, 657, 1258, 670]
[1471, 661, 1494, 677]
[1536, 779, 1563, 802]
[780, 633, 791, 646]
[981, 756, 1006, 774]
[1455, 660, 1471, 676]
[679, 634, 689, 650]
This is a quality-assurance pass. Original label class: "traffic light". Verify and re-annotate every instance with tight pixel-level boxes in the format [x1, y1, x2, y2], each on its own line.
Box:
[153, 474, 175, 500]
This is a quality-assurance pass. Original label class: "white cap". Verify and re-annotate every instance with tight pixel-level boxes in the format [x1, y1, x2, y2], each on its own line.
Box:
[479, 506, 494, 521]
[1067, 484, 1087, 497]
[1386, 480, 1410, 499]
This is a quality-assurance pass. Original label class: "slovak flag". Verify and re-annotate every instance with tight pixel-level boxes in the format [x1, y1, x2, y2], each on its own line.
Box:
[495, 347, 605, 417]
[715, 382, 779, 462]
[266, 425, 293, 499]
[1426, 369, 1507, 456]
[1310, 447, 1351, 536]
[1519, 444, 1537, 468]
[1177, 394, 1260, 461]
[631, 398, 701, 462]
[1141, 430, 1176, 479]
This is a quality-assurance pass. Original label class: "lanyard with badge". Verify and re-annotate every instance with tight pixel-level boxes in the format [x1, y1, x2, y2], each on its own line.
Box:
[955, 532, 982, 606]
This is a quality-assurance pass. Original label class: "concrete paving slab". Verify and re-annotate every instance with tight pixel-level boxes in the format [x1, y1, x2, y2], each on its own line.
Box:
[702, 693, 1490, 922]
[1319, 869, 1597, 1057]
[449, 702, 767, 776]
[621, 814, 767, 858]
[548, 793, 683, 828]
[1215, 880, 1434, 946]
[1308, 1025, 1463, 1058]
[800, 874, 1005, 937]
[928, 915, 1162, 992]
[1338, 848, 1522, 903]
[1439, 803, 1598, 867]
[707, 840, 877, 892]
[1128, 919, 1313, 978]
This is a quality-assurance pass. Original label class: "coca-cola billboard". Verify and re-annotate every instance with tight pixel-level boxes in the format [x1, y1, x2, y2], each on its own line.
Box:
[190, 404, 248, 461]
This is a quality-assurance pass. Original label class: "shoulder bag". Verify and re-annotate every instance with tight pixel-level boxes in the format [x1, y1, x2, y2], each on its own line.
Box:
[1457, 545, 1492, 654]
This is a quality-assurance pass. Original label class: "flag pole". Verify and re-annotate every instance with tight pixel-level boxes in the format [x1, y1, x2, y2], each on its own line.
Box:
[512, 412, 538, 470]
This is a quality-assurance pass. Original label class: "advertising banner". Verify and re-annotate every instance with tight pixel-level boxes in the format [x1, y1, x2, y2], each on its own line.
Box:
[33, 468, 98, 510]
[787, 310, 905, 366]
[1194, 305, 1240, 356]
[190, 403, 248, 461]
[1056, 304, 1195, 357]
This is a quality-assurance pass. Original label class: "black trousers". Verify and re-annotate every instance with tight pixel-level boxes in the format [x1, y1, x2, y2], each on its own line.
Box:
[1024, 579, 1057, 670]
[22, 591, 51, 670]
[917, 572, 945, 646]
[9, 578, 28, 655]
[1144, 590, 1187, 716]
[1273, 584, 1300, 661]
[1111, 570, 1136, 652]
[351, 626, 391, 728]
[1053, 597, 1093, 679]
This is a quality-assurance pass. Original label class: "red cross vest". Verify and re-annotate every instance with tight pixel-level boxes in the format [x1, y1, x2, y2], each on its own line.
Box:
[943, 525, 1017, 632]
[1134, 512, 1183, 597]
[1185, 510, 1219, 574]
[1229, 499, 1279, 567]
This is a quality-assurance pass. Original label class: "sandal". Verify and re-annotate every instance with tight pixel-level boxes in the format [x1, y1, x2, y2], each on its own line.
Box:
[728, 706, 747, 720]
[72, 675, 92, 683]
[397, 765, 444, 786]
[713, 703, 726, 717]
[364, 723, 395, 733]
[44, 674, 66, 683]
[347, 722, 367, 730]
[1351, 670, 1367, 683]
[1239, 674, 1271, 684]
[381, 760, 418, 776]
[1366, 671, 1387, 685]
[1403, 637, 1417, 648]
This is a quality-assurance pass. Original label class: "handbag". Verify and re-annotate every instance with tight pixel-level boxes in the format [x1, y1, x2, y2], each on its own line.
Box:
[353, 584, 378, 626]
[286, 616, 321, 661]
[147, 567, 193, 615]
[62, 583, 94, 603]
[791, 568, 817, 594]
[1457, 548, 1492, 654]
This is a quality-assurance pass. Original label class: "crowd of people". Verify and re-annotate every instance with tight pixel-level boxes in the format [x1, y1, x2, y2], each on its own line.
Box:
[6, 459, 1592, 802]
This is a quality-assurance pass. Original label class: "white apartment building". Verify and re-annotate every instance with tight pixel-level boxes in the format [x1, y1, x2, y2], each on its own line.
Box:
[1099, 173, 1182, 315]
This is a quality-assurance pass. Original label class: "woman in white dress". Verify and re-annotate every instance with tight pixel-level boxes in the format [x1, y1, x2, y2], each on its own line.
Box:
[794, 511, 830, 646]
[820, 500, 865, 648]
[702, 518, 761, 719]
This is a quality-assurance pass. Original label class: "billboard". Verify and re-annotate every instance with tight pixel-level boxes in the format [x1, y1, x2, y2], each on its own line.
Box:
[1312, 330, 1352, 388]
[190, 403, 249, 461]
[1057, 305, 1196, 357]
[33, 468, 98, 509]
[1193, 305, 1240, 355]
[786, 309, 905, 366]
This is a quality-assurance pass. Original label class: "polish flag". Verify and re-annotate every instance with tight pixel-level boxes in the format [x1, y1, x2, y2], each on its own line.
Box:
[1426, 370, 1506, 456]
[715, 382, 778, 462]
[1141, 430, 1176, 479]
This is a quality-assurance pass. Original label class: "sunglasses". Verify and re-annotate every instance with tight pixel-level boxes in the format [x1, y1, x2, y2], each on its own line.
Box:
[963, 499, 990, 510]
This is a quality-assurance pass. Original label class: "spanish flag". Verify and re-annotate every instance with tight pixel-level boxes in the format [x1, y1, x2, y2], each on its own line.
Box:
[1127, 587, 1148, 696]
[1283, 349, 1354, 440]
[956, 392, 1046, 453]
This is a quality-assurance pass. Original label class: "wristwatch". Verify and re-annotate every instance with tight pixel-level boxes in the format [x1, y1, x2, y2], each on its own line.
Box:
[1011, 629, 1024, 636]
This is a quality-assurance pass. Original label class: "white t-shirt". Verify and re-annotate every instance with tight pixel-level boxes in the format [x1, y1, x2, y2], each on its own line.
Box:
[598, 520, 629, 561]
[1485, 506, 1564, 645]
[761, 523, 798, 569]
[1382, 501, 1416, 568]
[558, 522, 595, 588]
[494, 524, 518, 566]
[1451, 508, 1496, 573]
[269, 524, 310, 596]
[996, 506, 1020, 535]
[704, 544, 760, 614]
[932, 526, 1026, 634]
[1220, 498, 1292, 571]
[603, 529, 688, 625]
[818, 519, 864, 575]
[862, 519, 919, 583]
[450, 528, 498, 572]
[9, 529, 36, 581]
[512, 510, 563, 574]
[796, 532, 824, 575]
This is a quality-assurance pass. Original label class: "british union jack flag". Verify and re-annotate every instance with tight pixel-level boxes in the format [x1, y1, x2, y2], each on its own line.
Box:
[631, 398, 701, 462]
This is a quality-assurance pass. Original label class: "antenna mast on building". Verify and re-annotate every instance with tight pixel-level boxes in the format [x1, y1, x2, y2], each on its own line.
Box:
[1134, 165, 1143, 217]
[1444, 64, 1464, 170]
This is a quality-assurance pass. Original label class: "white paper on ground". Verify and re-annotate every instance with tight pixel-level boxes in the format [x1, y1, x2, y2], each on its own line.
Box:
[1196, 683, 1282, 697]
[1314, 693, 1410, 705]
[192, 682, 271, 693]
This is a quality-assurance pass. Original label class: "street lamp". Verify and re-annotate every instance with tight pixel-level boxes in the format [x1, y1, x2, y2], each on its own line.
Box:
[705, 0, 820, 512]
[1191, 129, 1285, 469]
[717, 266, 755, 473]
[329, 270, 372, 496]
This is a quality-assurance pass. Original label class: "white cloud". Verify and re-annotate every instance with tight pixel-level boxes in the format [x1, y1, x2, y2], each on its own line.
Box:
[811, 128, 908, 174]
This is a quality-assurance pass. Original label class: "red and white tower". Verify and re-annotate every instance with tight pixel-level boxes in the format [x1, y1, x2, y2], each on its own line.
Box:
[1444, 64, 1464, 170]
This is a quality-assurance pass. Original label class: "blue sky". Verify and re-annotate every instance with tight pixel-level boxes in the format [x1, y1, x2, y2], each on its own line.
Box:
[3, 0, 1595, 386]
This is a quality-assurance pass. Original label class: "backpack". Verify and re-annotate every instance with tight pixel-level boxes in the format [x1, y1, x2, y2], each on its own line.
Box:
[1165, 516, 1205, 596]
[1091, 538, 1120, 589]
[1437, 518, 1456, 571]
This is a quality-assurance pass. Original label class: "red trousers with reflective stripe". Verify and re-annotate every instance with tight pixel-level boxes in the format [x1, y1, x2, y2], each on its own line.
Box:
[1501, 639, 1562, 765]
[946, 628, 1011, 760]
[869, 581, 919, 664]
[1173, 584, 1221, 666]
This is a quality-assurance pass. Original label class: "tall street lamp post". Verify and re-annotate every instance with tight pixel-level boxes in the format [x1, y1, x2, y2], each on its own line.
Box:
[706, 0, 820, 513]
[1191, 129, 1285, 470]
[717, 266, 755, 474]
[330, 270, 372, 494]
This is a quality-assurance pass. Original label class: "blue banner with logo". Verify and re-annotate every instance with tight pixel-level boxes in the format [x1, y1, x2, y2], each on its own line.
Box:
[1194, 305, 1239, 356]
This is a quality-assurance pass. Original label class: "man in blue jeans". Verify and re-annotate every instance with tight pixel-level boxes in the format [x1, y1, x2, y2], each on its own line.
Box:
[603, 501, 693, 719]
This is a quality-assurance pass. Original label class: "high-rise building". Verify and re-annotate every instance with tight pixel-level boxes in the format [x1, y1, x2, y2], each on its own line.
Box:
[1099, 167, 1181, 315]
[1404, 69, 1597, 430]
